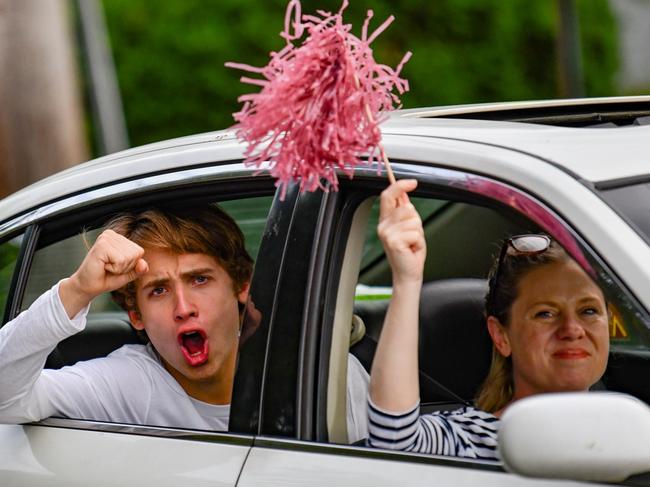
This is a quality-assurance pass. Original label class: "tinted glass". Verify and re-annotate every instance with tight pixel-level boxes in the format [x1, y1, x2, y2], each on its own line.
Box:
[360, 197, 447, 274]
[600, 182, 650, 243]
[357, 197, 531, 292]
[0, 236, 22, 320]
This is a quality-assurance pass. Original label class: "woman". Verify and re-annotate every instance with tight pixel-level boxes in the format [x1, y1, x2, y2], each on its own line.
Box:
[367, 180, 610, 460]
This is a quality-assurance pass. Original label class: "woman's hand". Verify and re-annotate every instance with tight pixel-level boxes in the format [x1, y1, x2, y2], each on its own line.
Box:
[377, 179, 426, 285]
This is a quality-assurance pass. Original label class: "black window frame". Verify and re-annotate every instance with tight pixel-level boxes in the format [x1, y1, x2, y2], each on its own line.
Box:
[0, 166, 280, 442]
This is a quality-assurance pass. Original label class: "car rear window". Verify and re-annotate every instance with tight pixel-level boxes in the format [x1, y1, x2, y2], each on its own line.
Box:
[600, 182, 650, 243]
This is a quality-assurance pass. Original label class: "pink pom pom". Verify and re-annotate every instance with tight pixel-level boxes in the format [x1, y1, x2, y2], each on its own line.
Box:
[226, 0, 411, 198]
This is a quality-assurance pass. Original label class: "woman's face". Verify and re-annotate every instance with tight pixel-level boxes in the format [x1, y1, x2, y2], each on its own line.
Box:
[487, 259, 610, 401]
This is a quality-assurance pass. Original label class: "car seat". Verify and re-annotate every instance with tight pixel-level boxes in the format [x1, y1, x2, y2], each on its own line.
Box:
[352, 278, 492, 408]
[45, 312, 141, 369]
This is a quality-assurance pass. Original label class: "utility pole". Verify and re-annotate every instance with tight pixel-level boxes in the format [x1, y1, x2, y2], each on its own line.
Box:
[75, 0, 129, 155]
[0, 0, 88, 197]
[556, 0, 585, 98]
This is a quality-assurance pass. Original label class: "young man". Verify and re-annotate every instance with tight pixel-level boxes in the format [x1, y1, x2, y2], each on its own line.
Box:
[0, 205, 253, 430]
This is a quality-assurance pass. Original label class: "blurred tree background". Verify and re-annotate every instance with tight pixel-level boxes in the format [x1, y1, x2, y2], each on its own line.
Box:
[102, 0, 619, 149]
[0, 0, 634, 198]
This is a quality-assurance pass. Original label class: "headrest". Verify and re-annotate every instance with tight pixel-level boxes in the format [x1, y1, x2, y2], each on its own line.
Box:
[349, 314, 366, 347]
[352, 299, 387, 343]
[418, 279, 492, 402]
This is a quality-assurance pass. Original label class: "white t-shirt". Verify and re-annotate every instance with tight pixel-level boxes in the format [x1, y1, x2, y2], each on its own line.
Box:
[0, 283, 369, 439]
[346, 353, 369, 443]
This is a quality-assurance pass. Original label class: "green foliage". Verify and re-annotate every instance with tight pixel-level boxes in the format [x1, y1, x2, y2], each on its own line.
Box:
[0, 239, 20, 318]
[577, 0, 619, 97]
[102, 0, 618, 149]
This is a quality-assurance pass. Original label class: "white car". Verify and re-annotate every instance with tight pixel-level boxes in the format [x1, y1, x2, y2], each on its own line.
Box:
[1, 96, 650, 486]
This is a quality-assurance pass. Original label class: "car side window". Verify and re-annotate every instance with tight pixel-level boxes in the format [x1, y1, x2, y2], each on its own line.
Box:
[22, 228, 111, 313]
[331, 195, 533, 445]
[0, 235, 22, 320]
[358, 196, 529, 287]
[13, 194, 272, 432]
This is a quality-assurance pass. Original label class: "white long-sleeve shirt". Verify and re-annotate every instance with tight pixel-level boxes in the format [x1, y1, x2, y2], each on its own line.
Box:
[0, 283, 370, 440]
[0, 283, 228, 430]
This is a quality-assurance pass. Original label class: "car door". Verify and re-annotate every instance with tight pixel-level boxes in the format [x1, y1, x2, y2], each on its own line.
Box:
[236, 144, 650, 485]
[0, 162, 280, 486]
[0, 423, 251, 487]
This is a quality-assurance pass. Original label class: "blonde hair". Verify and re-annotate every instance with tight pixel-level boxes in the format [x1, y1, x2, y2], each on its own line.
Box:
[475, 348, 513, 412]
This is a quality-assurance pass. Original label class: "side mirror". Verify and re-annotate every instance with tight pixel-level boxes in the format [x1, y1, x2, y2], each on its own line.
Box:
[499, 392, 650, 483]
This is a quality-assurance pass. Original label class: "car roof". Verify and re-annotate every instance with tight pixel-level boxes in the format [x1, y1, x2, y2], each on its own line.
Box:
[2, 96, 649, 225]
[390, 95, 650, 183]
[384, 116, 650, 182]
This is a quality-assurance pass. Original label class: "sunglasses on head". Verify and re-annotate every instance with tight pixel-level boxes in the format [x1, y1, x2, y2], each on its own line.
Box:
[486, 234, 551, 314]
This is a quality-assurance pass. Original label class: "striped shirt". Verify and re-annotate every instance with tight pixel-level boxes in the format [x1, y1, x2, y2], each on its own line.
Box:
[368, 399, 500, 461]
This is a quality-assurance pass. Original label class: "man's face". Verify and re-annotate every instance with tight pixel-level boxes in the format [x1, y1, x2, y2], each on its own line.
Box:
[129, 248, 248, 404]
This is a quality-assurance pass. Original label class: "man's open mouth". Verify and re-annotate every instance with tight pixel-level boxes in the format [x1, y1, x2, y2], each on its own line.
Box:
[178, 330, 209, 366]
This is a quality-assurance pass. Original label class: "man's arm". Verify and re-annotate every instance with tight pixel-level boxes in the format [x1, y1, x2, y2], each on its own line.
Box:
[0, 284, 90, 421]
[0, 230, 148, 423]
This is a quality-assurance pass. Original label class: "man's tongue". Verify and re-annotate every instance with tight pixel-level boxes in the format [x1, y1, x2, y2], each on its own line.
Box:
[180, 331, 208, 366]
[184, 333, 204, 354]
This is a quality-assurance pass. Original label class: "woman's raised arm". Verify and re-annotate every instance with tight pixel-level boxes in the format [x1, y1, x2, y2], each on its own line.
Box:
[369, 179, 426, 412]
